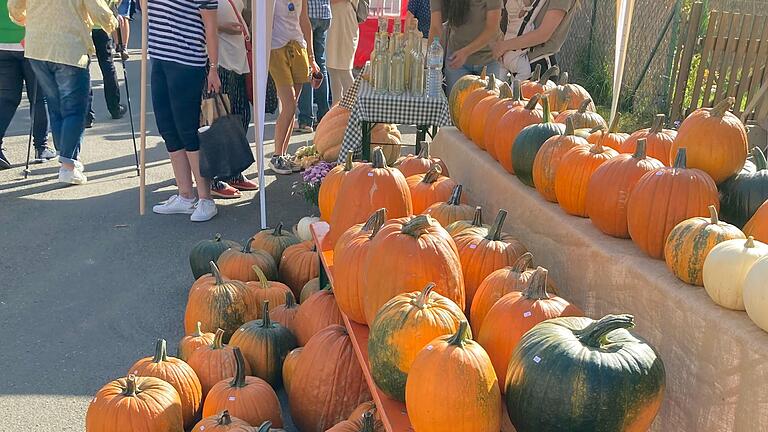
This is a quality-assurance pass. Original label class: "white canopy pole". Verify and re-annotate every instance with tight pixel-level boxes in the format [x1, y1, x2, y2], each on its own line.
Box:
[610, 0, 635, 126]
[139, 0, 149, 215]
[253, 0, 275, 229]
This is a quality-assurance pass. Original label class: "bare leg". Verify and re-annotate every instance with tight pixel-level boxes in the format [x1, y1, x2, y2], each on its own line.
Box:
[281, 84, 303, 154]
[186, 150, 211, 200]
[169, 150, 195, 199]
[121, 18, 130, 48]
[274, 84, 299, 156]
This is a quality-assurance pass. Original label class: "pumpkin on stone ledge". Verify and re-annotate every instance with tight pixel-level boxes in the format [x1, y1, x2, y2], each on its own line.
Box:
[406, 164, 460, 214]
[555, 137, 618, 217]
[483, 80, 528, 153]
[512, 97, 567, 187]
[492, 94, 543, 169]
[397, 141, 450, 177]
[521, 65, 559, 99]
[556, 98, 607, 130]
[704, 236, 768, 310]
[458, 74, 499, 133]
[586, 115, 629, 151]
[469, 81, 515, 145]
[532, 117, 588, 202]
[424, 184, 475, 227]
[544, 71, 594, 112]
[619, 113, 676, 165]
[448, 67, 488, 125]
[718, 147, 768, 228]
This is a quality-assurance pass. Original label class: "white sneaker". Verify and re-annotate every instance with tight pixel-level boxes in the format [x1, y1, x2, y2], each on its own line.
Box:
[58, 167, 87, 185]
[191, 198, 218, 222]
[74, 160, 85, 172]
[153, 195, 196, 215]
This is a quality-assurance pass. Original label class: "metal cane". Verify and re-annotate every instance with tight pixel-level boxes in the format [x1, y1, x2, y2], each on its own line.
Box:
[115, 17, 140, 176]
[23, 81, 38, 179]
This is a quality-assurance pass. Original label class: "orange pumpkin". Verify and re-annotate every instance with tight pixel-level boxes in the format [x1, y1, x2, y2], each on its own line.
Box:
[492, 95, 543, 169]
[333, 209, 387, 324]
[128, 339, 202, 429]
[85, 374, 183, 432]
[521, 65, 558, 99]
[586, 138, 664, 238]
[178, 321, 215, 362]
[744, 200, 768, 243]
[278, 241, 319, 299]
[282, 347, 302, 394]
[482, 80, 527, 153]
[187, 328, 252, 398]
[327, 147, 413, 247]
[469, 82, 515, 145]
[555, 139, 618, 217]
[448, 67, 488, 125]
[300, 277, 321, 302]
[270, 291, 299, 334]
[319, 151, 360, 221]
[397, 141, 450, 178]
[250, 223, 301, 265]
[670, 97, 748, 183]
[406, 164, 460, 214]
[586, 115, 629, 151]
[405, 321, 501, 432]
[627, 148, 720, 259]
[244, 266, 292, 319]
[556, 98, 606, 130]
[363, 215, 465, 324]
[184, 262, 253, 341]
[458, 74, 499, 133]
[293, 286, 344, 346]
[477, 267, 582, 385]
[216, 237, 278, 282]
[192, 411, 252, 432]
[532, 117, 589, 202]
[620, 113, 676, 165]
[288, 325, 371, 432]
[452, 209, 528, 309]
[424, 184, 475, 227]
[202, 348, 283, 428]
[315, 104, 352, 162]
[327, 411, 382, 432]
[545, 71, 595, 112]
[445, 206, 487, 237]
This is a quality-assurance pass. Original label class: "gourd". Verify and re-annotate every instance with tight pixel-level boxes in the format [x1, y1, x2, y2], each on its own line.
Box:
[532, 118, 589, 202]
[469, 81, 515, 145]
[178, 321, 215, 362]
[492, 94, 543, 169]
[448, 67, 488, 125]
[424, 185, 475, 227]
[406, 164, 460, 214]
[187, 329, 252, 398]
[397, 141, 450, 178]
[278, 241, 320, 299]
[217, 237, 278, 282]
[184, 262, 252, 341]
[458, 74, 499, 133]
[368, 283, 467, 402]
[250, 223, 301, 265]
[545, 71, 594, 112]
[704, 237, 768, 310]
[670, 97, 748, 183]
[521, 65, 558, 99]
[718, 147, 768, 227]
[319, 152, 360, 221]
[505, 315, 666, 432]
[619, 113, 676, 165]
[314, 105, 352, 162]
[293, 286, 344, 346]
[664, 205, 745, 286]
[483, 80, 528, 153]
[554, 139, 618, 217]
[405, 321, 501, 432]
[245, 266, 292, 319]
[192, 411, 252, 432]
[511, 97, 567, 187]
[189, 234, 241, 279]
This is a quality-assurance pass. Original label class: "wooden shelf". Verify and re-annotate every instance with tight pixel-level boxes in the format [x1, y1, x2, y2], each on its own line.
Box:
[311, 221, 413, 432]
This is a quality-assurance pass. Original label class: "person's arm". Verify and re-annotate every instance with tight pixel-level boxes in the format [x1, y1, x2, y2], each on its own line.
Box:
[201, 7, 222, 93]
[492, 9, 565, 59]
[447, 8, 500, 69]
[85, 0, 119, 33]
[8, 0, 27, 25]
[428, 10, 443, 45]
[300, 0, 319, 74]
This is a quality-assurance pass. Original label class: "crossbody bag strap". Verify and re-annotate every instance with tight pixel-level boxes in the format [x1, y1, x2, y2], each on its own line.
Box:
[226, 0, 251, 42]
[516, 0, 545, 37]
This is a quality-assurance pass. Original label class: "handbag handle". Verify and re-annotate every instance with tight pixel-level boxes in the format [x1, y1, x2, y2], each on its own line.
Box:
[204, 92, 233, 118]
[226, 0, 251, 42]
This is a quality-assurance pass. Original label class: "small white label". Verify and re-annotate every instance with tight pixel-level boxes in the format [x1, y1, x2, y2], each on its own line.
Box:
[200, 427, 206, 431]
[655, 171, 664, 176]
[533, 355, 541, 363]
[523, 311, 532, 318]
[133, 370, 138, 374]
[425, 345, 434, 351]
[367, 172, 374, 177]
[469, 244, 477, 249]
[228, 396, 236, 401]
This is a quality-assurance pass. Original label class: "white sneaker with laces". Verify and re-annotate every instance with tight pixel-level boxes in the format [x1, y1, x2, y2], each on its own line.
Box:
[58, 167, 87, 185]
[153, 195, 196, 215]
[191, 198, 218, 222]
[35, 147, 57, 162]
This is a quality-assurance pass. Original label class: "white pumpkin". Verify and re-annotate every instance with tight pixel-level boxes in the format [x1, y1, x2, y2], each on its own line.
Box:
[744, 255, 768, 332]
[296, 216, 321, 242]
[703, 237, 768, 310]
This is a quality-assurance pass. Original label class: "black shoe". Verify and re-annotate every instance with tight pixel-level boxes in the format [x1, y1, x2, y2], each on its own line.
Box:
[85, 117, 94, 129]
[0, 149, 10, 170]
[111, 104, 128, 120]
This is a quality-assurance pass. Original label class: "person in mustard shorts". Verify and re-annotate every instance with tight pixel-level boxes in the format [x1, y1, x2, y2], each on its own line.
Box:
[270, 0, 320, 175]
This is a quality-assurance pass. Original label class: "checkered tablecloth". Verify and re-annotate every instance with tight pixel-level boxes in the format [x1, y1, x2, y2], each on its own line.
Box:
[338, 79, 452, 163]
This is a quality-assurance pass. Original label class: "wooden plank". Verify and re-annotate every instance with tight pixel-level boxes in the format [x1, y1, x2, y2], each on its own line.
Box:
[668, 4, 691, 120]
[735, 15, 766, 117]
[746, 22, 768, 117]
[670, 2, 703, 121]
[690, 10, 721, 109]
[702, 11, 734, 106]
[723, 14, 754, 107]
[711, 13, 742, 105]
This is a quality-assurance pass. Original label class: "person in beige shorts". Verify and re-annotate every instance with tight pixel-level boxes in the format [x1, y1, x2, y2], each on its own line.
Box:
[270, 0, 320, 175]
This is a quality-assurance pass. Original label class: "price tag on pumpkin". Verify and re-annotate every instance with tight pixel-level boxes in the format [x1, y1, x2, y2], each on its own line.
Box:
[523, 311, 532, 318]
[533, 355, 541, 364]
[229, 396, 236, 401]
[469, 244, 477, 249]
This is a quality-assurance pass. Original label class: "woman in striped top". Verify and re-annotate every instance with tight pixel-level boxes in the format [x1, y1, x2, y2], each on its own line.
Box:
[149, 0, 222, 222]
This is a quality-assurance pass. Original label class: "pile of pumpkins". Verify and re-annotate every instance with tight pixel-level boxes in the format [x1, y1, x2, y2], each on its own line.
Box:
[449, 66, 768, 333]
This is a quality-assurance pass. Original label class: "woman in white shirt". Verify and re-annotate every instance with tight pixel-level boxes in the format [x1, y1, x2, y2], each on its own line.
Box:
[326, 0, 359, 102]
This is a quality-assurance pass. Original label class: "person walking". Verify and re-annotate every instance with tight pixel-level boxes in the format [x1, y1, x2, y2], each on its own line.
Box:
[0, 0, 54, 170]
[86, 17, 128, 128]
[326, 0, 359, 103]
[8, 0, 117, 185]
[148, 0, 222, 222]
[295, 0, 331, 133]
[210, 0, 259, 199]
[115, 0, 133, 60]
[269, 0, 319, 175]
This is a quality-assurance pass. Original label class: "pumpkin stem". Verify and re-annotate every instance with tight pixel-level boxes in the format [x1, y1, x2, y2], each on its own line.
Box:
[577, 314, 635, 348]
[708, 205, 719, 225]
[230, 348, 248, 388]
[485, 73, 497, 91]
[361, 412, 375, 432]
[243, 237, 255, 253]
[746, 236, 755, 248]
[524, 94, 541, 111]
[480, 66, 488, 80]
[123, 374, 138, 397]
[152, 338, 168, 363]
[633, 138, 648, 159]
[284, 291, 297, 309]
[521, 267, 551, 300]
[607, 112, 620, 133]
[422, 163, 443, 183]
[711, 97, 735, 117]
[650, 113, 665, 133]
[210, 261, 224, 285]
[530, 64, 541, 81]
[470, 206, 483, 227]
[371, 208, 388, 239]
[344, 150, 354, 171]
[193, 321, 204, 337]
[447, 320, 470, 347]
[447, 184, 463, 205]
[565, 117, 575, 136]
[418, 141, 432, 159]
[212, 328, 225, 349]
[252, 265, 270, 289]
[540, 96, 552, 123]
[752, 147, 767, 171]
[540, 65, 559, 84]
[402, 215, 434, 237]
[273, 223, 284, 236]
[498, 82, 514, 99]
[219, 411, 233, 426]
[260, 300, 272, 327]
[413, 282, 436, 308]
[512, 252, 534, 274]
[372, 147, 387, 168]
[672, 148, 687, 170]
[578, 98, 592, 113]
[511, 80, 522, 102]
[558, 71, 569, 86]
[258, 421, 273, 432]
[214, 233, 223, 242]
[486, 209, 508, 241]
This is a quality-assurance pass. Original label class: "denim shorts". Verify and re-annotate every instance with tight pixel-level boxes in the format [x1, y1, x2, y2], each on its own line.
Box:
[118, 0, 133, 17]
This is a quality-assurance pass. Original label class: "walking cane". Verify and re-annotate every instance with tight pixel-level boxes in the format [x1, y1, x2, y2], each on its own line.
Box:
[115, 16, 140, 176]
[22, 81, 38, 179]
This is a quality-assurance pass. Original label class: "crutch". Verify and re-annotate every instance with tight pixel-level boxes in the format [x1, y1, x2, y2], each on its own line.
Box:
[115, 16, 140, 176]
[23, 81, 39, 179]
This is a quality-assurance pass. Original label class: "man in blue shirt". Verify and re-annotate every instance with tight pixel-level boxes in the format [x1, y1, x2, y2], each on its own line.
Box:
[296, 0, 331, 132]
[408, 0, 431, 39]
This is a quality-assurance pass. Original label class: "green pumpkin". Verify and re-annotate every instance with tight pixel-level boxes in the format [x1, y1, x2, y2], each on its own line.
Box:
[189, 234, 242, 279]
[445, 206, 489, 238]
[512, 97, 566, 187]
[505, 314, 666, 432]
[229, 300, 298, 387]
[719, 147, 768, 228]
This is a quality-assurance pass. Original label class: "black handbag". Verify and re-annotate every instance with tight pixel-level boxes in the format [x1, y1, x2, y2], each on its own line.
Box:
[198, 93, 255, 179]
[265, 74, 278, 114]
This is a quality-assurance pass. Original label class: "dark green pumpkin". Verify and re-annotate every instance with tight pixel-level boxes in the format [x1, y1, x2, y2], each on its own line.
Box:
[229, 300, 298, 387]
[719, 147, 768, 228]
[505, 314, 666, 432]
[512, 97, 566, 187]
[189, 234, 242, 279]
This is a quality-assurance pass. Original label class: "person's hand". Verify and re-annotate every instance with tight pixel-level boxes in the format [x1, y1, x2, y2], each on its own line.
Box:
[220, 22, 244, 35]
[447, 48, 469, 70]
[207, 67, 222, 93]
[310, 59, 320, 76]
[492, 40, 509, 61]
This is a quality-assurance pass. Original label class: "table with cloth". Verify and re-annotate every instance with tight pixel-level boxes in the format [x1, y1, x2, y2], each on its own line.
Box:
[431, 126, 768, 432]
[337, 79, 452, 163]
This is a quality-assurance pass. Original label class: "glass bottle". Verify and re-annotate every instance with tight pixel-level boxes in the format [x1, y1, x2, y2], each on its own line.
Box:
[375, 36, 390, 93]
[410, 32, 425, 96]
[370, 34, 379, 88]
[390, 42, 406, 95]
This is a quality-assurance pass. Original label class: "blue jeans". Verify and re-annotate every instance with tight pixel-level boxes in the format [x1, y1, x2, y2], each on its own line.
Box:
[444, 59, 503, 97]
[87, 29, 122, 121]
[0, 50, 48, 149]
[297, 17, 330, 126]
[151, 59, 206, 153]
[29, 60, 90, 164]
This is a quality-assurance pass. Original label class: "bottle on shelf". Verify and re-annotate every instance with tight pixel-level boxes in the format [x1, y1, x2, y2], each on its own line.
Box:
[425, 37, 444, 98]
[374, 35, 390, 94]
[410, 31, 425, 96]
[390, 40, 406, 95]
